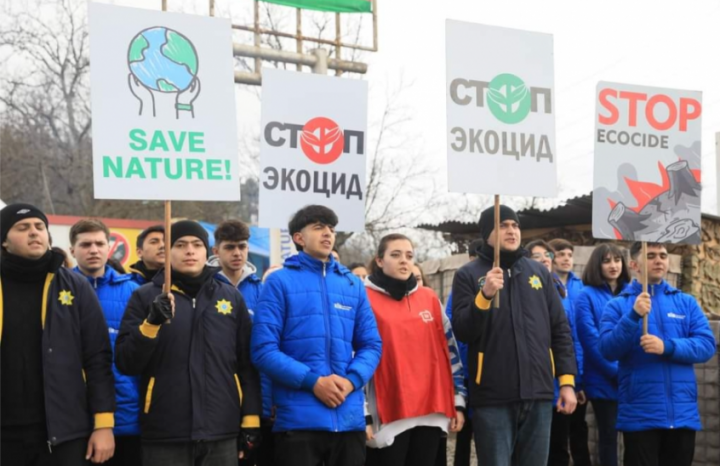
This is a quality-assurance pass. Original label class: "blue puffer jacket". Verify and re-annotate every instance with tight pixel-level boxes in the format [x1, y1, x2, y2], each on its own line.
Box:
[73, 266, 140, 436]
[552, 272, 584, 402]
[251, 252, 382, 432]
[600, 280, 716, 432]
[575, 283, 626, 400]
[215, 267, 273, 419]
[445, 293, 469, 382]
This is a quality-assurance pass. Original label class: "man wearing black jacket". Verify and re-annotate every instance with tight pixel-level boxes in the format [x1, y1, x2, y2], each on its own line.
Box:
[1, 203, 116, 465]
[115, 220, 262, 466]
[451, 205, 577, 466]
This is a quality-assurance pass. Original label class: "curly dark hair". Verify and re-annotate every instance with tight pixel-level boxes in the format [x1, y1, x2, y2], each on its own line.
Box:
[214, 220, 250, 245]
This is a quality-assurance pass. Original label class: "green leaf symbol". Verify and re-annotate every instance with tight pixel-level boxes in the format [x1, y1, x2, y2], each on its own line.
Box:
[487, 73, 531, 124]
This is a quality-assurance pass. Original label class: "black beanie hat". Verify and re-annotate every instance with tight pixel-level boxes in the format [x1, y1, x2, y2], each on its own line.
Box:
[478, 205, 520, 242]
[1, 203, 49, 244]
[171, 220, 209, 252]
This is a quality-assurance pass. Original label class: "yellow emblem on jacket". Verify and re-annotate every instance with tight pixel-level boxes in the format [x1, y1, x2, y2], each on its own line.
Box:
[59, 290, 74, 305]
[529, 275, 542, 290]
[216, 299, 232, 315]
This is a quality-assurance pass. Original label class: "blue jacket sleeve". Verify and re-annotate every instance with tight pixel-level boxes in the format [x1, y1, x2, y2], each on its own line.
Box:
[250, 276, 317, 391]
[600, 297, 641, 362]
[665, 296, 716, 365]
[576, 292, 617, 379]
[345, 286, 382, 392]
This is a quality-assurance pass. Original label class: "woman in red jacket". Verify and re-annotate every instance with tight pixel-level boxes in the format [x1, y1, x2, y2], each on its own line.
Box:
[364, 233, 467, 466]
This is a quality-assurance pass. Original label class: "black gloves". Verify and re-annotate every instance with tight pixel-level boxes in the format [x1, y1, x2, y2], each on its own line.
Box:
[147, 293, 173, 325]
[238, 428, 262, 457]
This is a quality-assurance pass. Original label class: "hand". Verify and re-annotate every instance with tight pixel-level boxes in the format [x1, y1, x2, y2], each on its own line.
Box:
[128, 73, 154, 117]
[313, 376, 346, 408]
[641, 334, 665, 355]
[633, 292, 652, 317]
[366, 425, 374, 441]
[329, 374, 355, 396]
[176, 77, 201, 118]
[86, 428, 114, 463]
[238, 428, 262, 459]
[147, 292, 174, 325]
[577, 390, 587, 405]
[449, 410, 465, 433]
[482, 267, 504, 299]
[556, 386, 577, 415]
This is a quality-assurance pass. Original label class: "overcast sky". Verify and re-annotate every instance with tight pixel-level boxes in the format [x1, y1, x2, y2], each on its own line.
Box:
[42, 0, 720, 219]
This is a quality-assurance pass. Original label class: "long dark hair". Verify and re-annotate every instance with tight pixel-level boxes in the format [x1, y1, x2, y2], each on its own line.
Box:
[582, 243, 630, 292]
[369, 233, 413, 275]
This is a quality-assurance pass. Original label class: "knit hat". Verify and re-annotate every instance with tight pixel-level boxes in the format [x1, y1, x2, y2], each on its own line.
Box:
[478, 205, 520, 242]
[171, 220, 209, 252]
[1, 203, 49, 244]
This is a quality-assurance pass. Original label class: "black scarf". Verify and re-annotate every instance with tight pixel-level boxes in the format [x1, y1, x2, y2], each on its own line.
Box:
[130, 260, 158, 281]
[171, 266, 216, 298]
[368, 268, 417, 301]
[479, 243, 526, 270]
[1, 250, 55, 283]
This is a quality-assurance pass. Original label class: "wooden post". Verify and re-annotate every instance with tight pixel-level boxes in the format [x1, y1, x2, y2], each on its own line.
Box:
[164, 201, 172, 293]
[494, 195, 500, 308]
[642, 241, 649, 335]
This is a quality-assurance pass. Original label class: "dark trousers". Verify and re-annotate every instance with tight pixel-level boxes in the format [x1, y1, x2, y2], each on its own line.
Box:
[1, 437, 90, 466]
[623, 429, 696, 466]
[434, 436, 447, 466]
[238, 424, 274, 466]
[106, 435, 142, 466]
[547, 402, 591, 466]
[591, 399, 618, 466]
[142, 438, 236, 466]
[273, 431, 364, 466]
[453, 415, 474, 466]
[366, 426, 443, 466]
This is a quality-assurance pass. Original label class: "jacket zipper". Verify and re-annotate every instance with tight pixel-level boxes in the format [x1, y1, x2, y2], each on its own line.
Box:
[653, 285, 675, 428]
[320, 262, 338, 431]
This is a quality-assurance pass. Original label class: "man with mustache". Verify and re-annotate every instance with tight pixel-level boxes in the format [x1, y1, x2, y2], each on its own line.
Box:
[600, 242, 716, 466]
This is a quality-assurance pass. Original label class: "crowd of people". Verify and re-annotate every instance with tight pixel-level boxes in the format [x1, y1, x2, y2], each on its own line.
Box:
[0, 201, 716, 466]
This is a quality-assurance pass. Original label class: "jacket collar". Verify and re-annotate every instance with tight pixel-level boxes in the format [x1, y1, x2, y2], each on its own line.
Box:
[73, 265, 131, 287]
[624, 279, 677, 296]
[216, 262, 260, 287]
[364, 276, 420, 297]
[284, 251, 345, 275]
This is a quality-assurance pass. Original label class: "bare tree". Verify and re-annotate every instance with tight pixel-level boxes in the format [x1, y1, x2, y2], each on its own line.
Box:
[0, 0, 259, 223]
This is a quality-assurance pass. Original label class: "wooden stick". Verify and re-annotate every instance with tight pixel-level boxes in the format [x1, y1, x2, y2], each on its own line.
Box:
[642, 241, 648, 335]
[494, 195, 500, 308]
[164, 200, 172, 293]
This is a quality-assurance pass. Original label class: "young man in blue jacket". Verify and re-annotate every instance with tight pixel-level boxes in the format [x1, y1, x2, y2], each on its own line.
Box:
[213, 220, 262, 315]
[1, 204, 116, 465]
[251, 205, 382, 466]
[70, 219, 141, 466]
[547, 238, 590, 466]
[212, 220, 272, 466]
[600, 242, 716, 466]
[128, 225, 165, 286]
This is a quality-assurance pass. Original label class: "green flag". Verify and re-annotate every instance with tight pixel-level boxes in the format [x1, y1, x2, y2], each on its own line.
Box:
[260, 0, 372, 13]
